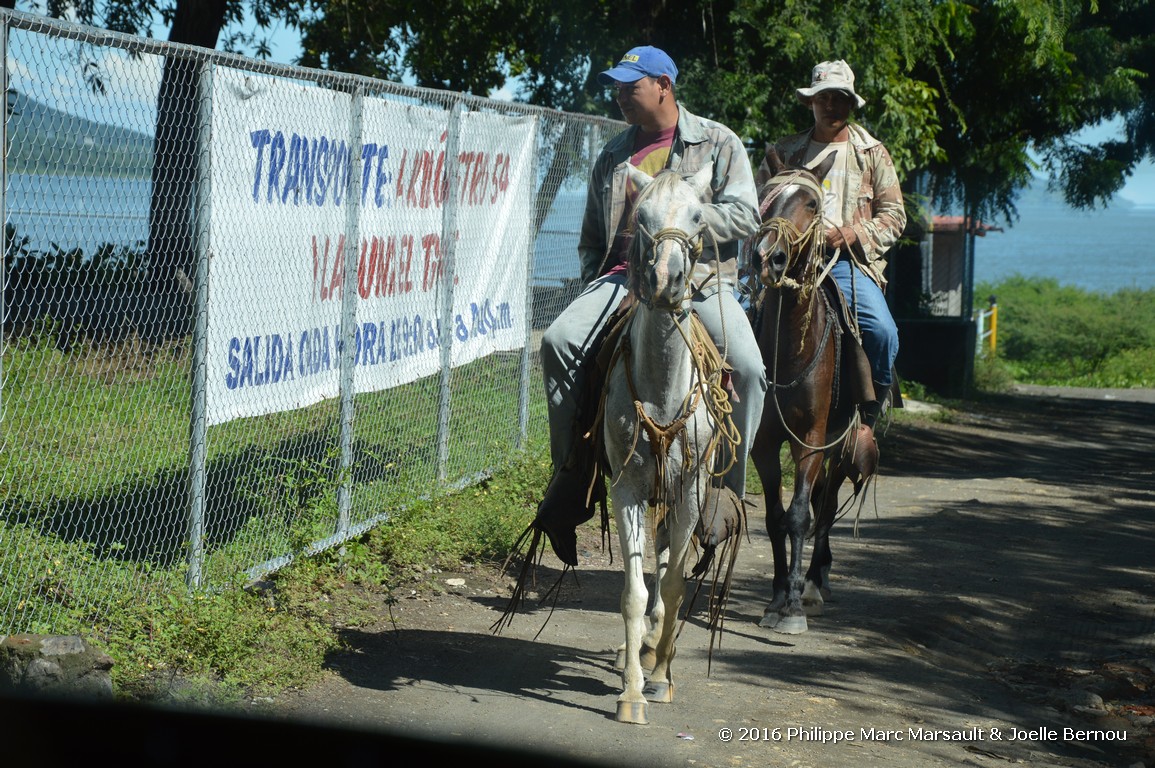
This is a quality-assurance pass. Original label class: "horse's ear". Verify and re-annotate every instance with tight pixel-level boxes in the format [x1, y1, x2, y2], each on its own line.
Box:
[764, 144, 786, 177]
[812, 150, 838, 183]
[687, 165, 714, 197]
[626, 164, 654, 194]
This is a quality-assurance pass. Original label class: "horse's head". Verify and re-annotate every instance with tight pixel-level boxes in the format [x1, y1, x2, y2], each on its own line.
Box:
[627, 166, 711, 311]
[751, 147, 837, 294]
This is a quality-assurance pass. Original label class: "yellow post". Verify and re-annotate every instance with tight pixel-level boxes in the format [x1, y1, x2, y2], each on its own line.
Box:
[987, 298, 998, 356]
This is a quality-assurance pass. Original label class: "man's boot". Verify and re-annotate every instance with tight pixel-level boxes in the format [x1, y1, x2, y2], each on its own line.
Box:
[844, 384, 887, 489]
[529, 455, 606, 567]
[860, 398, 883, 435]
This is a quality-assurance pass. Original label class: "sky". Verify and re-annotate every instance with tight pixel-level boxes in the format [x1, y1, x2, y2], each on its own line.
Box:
[249, 22, 1155, 208]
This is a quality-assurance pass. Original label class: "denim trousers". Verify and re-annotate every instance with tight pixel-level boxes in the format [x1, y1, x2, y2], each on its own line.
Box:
[830, 259, 899, 391]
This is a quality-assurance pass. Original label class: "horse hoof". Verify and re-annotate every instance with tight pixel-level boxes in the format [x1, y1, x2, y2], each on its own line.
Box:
[616, 700, 649, 725]
[760, 612, 808, 634]
[774, 615, 809, 634]
[644, 681, 674, 703]
[614, 648, 626, 671]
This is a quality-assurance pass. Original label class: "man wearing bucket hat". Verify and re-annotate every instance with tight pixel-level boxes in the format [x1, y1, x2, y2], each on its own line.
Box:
[526, 44, 765, 567]
[757, 59, 906, 443]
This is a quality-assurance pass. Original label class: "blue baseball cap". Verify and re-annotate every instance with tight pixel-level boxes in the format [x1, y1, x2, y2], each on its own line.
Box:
[597, 46, 678, 85]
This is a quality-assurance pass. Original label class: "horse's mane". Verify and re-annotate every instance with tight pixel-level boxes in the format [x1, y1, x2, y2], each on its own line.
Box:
[636, 169, 690, 210]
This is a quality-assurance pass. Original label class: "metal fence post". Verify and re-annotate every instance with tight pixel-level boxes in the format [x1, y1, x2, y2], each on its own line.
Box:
[436, 102, 465, 481]
[0, 15, 8, 425]
[187, 59, 214, 591]
[337, 87, 365, 542]
[517, 116, 542, 449]
[988, 299, 998, 356]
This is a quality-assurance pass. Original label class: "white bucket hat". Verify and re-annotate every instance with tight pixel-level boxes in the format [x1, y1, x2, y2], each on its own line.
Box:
[795, 60, 866, 109]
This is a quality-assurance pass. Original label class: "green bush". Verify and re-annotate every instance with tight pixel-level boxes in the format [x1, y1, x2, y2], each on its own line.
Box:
[975, 277, 1155, 387]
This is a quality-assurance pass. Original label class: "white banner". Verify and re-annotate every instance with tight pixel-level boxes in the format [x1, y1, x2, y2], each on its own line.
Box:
[205, 68, 536, 426]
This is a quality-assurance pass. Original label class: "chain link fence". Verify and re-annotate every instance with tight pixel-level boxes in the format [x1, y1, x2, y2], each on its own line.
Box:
[0, 8, 623, 635]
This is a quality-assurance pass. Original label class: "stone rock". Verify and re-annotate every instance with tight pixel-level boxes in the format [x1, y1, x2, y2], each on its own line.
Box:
[0, 634, 114, 699]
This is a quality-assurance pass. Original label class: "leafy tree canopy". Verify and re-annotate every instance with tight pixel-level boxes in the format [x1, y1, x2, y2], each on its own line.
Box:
[287, 0, 1154, 222]
[13, 0, 1155, 222]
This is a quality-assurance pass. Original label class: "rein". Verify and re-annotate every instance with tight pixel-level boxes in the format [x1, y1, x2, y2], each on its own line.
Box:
[604, 206, 740, 504]
[755, 168, 854, 452]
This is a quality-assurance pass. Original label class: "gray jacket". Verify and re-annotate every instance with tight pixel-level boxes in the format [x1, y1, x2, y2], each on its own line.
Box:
[578, 104, 759, 290]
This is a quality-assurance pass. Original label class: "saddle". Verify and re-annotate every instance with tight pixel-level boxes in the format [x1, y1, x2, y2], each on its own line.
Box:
[820, 277, 903, 412]
[744, 247, 902, 413]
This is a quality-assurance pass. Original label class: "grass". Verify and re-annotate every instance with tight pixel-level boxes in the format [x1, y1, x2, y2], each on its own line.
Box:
[973, 277, 1155, 389]
[1, 327, 547, 703]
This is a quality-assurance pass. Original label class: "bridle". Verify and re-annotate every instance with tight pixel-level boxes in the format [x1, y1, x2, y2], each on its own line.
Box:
[755, 168, 851, 452]
[753, 170, 827, 298]
[631, 219, 707, 312]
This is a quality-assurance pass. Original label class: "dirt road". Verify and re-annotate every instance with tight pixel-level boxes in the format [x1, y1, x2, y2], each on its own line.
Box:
[266, 387, 1155, 768]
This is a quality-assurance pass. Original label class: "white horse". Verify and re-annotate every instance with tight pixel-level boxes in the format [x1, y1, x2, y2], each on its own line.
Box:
[601, 166, 729, 725]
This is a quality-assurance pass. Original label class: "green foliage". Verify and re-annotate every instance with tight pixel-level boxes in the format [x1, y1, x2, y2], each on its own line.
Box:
[280, 0, 1155, 220]
[0, 518, 339, 701]
[975, 277, 1155, 386]
[28, 0, 1155, 225]
[103, 580, 338, 701]
[972, 354, 1018, 393]
[365, 442, 551, 579]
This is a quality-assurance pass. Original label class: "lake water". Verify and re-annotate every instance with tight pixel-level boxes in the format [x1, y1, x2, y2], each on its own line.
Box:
[5, 174, 151, 254]
[537, 189, 1155, 295]
[6, 174, 1153, 295]
[972, 200, 1155, 293]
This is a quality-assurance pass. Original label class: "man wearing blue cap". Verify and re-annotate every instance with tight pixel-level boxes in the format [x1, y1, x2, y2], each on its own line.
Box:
[528, 45, 765, 567]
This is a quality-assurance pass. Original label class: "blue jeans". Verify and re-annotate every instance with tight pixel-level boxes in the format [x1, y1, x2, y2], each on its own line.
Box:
[830, 259, 898, 392]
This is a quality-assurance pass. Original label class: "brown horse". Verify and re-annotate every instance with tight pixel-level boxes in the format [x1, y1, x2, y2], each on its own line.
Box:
[747, 147, 879, 635]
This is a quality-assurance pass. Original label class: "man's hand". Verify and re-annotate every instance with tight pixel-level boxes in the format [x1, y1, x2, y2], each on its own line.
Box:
[826, 225, 857, 250]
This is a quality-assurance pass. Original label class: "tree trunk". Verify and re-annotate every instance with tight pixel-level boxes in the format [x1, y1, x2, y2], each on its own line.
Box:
[144, 0, 227, 344]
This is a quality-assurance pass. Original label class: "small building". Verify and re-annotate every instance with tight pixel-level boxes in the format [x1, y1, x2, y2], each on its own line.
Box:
[888, 214, 1002, 398]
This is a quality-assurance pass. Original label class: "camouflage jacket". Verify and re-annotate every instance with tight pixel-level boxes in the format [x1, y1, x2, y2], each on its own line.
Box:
[578, 104, 759, 291]
[760, 122, 906, 288]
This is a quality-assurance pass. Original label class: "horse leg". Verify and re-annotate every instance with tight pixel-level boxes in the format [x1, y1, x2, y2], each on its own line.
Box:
[803, 461, 839, 614]
[641, 523, 669, 672]
[613, 488, 651, 725]
[644, 479, 702, 705]
[750, 438, 790, 616]
[762, 492, 790, 615]
[614, 522, 665, 674]
[761, 446, 822, 634]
